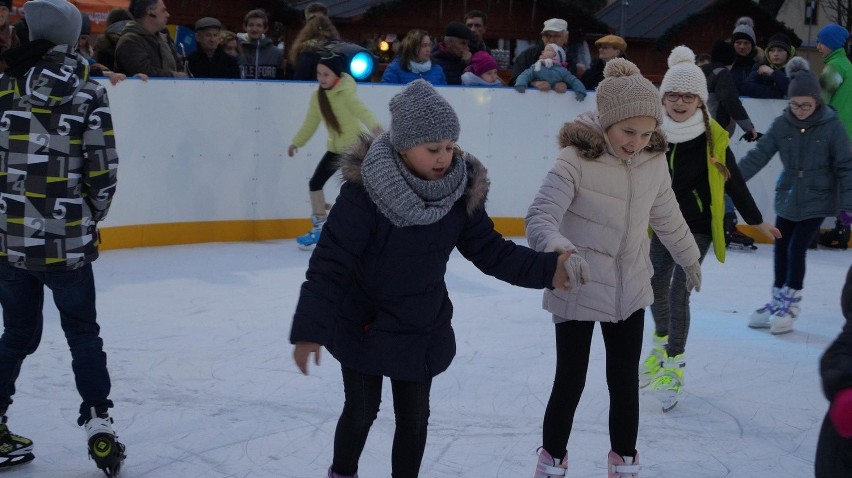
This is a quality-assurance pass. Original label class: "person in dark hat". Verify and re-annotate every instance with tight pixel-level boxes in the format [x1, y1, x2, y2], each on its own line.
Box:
[75, 14, 95, 62]
[730, 16, 764, 91]
[186, 16, 239, 78]
[430, 20, 474, 84]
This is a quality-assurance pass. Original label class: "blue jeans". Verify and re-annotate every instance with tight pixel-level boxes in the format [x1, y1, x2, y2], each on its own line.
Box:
[0, 262, 113, 425]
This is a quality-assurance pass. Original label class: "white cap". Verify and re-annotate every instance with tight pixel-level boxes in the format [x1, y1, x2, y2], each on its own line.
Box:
[541, 18, 568, 33]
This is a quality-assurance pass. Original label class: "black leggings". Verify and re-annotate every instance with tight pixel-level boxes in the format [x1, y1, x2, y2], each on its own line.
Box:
[542, 309, 644, 459]
[308, 151, 341, 192]
[331, 366, 432, 478]
[773, 216, 824, 290]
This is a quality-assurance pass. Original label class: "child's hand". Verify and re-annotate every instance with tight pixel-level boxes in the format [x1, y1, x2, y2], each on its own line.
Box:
[531, 81, 551, 92]
[514, 84, 527, 93]
[288, 145, 298, 157]
[293, 342, 322, 374]
[684, 262, 702, 292]
[553, 82, 568, 94]
[575, 91, 587, 102]
[754, 222, 782, 240]
[554, 251, 589, 291]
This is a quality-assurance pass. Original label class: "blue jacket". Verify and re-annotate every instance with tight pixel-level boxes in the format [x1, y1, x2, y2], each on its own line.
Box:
[740, 62, 789, 99]
[380, 57, 447, 85]
[738, 105, 852, 221]
[515, 62, 586, 94]
[290, 134, 559, 382]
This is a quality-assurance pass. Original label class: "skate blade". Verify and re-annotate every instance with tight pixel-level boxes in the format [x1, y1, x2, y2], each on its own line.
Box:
[297, 243, 316, 251]
[726, 244, 757, 251]
[661, 398, 679, 412]
[0, 452, 35, 469]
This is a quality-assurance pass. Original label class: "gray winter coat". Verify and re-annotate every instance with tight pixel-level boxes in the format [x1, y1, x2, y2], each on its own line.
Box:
[525, 112, 700, 323]
[738, 105, 852, 221]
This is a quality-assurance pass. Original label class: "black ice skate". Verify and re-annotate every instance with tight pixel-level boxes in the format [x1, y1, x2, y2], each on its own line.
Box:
[84, 410, 126, 477]
[0, 415, 34, 469]
[724, 213, 757, 251]
[818, 219, 850, 250]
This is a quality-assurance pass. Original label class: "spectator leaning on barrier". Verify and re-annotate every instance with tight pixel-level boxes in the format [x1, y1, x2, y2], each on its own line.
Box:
[187, 17, 240, 79]
[240, 9, 284, 80]
[94, 8, 132, 71]
[514, 42, 586, 101]
[381, 28, 447, 85]
[461, 50, 503, 86]
[511, 18, 573, 86]
[702, 39, 758, 140]
[115, 0, 186, 77]
[431, 21, 474, 85]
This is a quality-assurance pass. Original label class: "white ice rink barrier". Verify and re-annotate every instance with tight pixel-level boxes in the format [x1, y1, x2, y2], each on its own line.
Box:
[99, 78, 789, 249]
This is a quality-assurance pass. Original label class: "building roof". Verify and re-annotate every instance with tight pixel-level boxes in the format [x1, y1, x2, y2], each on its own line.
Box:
[289, 0, 392, 20]
[597, 0, 714, 39]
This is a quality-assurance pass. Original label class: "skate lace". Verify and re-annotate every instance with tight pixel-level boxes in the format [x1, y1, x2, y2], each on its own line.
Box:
[776, 293, 801, 317]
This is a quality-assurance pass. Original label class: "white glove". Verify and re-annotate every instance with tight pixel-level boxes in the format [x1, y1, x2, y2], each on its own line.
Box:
[564, 254, 590, 287]
[684, 262, 701, 292]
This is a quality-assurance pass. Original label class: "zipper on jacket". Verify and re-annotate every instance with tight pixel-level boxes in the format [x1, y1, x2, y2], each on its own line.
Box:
[615, 159, 633, 319]
[692, 190, 703, 213]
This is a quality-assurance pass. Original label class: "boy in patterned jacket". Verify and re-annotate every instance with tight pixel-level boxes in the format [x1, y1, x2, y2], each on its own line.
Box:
[0, 1, 124, 475]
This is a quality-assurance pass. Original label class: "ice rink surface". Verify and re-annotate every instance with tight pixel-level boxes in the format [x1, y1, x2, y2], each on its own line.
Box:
[5, 239, 849, 477]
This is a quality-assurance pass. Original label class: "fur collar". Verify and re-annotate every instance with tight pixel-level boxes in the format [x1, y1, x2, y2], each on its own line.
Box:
[340, 132, 490, 216]
[557, 116, 667, 160]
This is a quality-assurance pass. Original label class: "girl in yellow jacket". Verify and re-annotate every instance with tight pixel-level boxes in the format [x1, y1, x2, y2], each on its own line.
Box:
[642, 46, 779, 411]
[289, 51, 381, 249]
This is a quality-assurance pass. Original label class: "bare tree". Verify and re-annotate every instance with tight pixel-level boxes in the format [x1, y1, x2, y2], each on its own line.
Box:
[821, 0, 852, 29]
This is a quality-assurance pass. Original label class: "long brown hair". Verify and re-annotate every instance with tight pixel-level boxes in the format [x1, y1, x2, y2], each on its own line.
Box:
[317, 84, 341, 135]
[288, 14, 340, 66]
[399, 29, 430, 72]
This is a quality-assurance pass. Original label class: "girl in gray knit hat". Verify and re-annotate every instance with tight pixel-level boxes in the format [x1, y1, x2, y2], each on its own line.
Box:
[738, 57, 852, 335]
[525, 58, 701, 477]
[289, 79, 574, 478]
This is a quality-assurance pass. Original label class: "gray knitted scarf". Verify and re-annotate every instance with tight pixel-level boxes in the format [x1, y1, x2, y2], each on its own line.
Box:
[361, 132, 468, 227]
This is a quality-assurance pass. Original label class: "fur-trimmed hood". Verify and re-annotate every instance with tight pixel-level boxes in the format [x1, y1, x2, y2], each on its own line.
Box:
[339, 131, 490, 216]
[557, 111, 667, 161]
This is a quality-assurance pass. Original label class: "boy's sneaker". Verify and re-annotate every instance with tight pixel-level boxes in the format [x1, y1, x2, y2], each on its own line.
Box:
[607, 450, 641, 478]
[638, 333, 667, 388]
[296, 214, 326, 251]
[650, 354, 685, 412]
[749, 287, 781, 329]
[532, 447, 567, 477]
[0, 415, 34, 469]
[84, 409, 125, 477]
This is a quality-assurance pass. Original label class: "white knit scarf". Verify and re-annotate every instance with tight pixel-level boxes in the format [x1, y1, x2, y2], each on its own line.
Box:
[409, 60, 432, 73]
[662, 110, 705, 144]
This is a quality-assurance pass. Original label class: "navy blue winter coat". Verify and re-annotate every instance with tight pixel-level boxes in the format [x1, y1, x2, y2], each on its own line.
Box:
[290, 135, 559, 382]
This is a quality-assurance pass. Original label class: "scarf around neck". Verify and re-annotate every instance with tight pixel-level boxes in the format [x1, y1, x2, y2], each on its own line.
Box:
[361, 132, 468, 227]
[784, 103, 823, 129]
[662, 109, 706, 144]
[409, 59, 432, 73]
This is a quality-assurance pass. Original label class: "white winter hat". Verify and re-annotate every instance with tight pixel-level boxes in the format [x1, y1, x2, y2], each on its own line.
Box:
[545, 43, 566, 63]
[24, 0, 82, 47]
[659, 45, 708, 104]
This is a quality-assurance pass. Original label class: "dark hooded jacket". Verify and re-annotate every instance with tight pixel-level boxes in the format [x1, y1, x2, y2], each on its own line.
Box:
[816, 266, 852, 477]
[289, 133, 558, 382]
[0, 43, 118, 271]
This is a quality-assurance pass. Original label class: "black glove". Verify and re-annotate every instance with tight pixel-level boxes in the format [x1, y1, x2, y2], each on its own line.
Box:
[739, 132, 763, 142]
